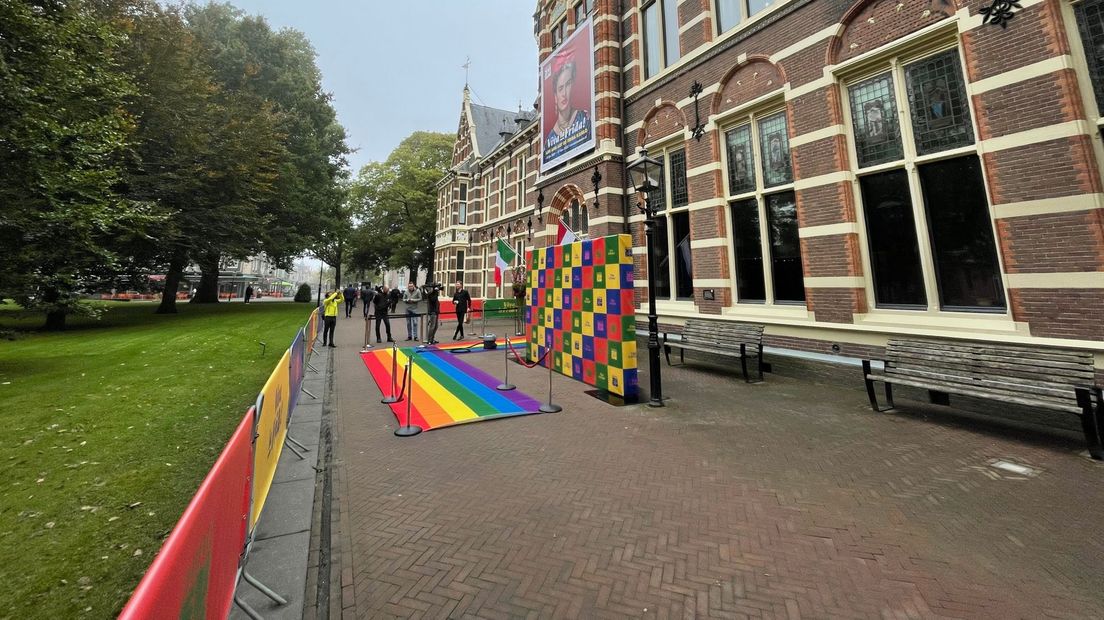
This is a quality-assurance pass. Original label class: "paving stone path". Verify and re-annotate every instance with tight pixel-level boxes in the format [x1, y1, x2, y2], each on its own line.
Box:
[325, 316, 1104, 619]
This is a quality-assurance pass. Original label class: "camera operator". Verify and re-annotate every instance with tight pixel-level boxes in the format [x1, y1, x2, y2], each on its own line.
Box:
[422, 282, 442, 345]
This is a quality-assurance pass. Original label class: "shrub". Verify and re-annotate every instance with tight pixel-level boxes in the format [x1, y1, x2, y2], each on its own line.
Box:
[294, 283, 312, 302]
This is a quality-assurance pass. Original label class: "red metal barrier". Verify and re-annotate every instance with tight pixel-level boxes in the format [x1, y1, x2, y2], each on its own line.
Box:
[118, 410, 254, 620]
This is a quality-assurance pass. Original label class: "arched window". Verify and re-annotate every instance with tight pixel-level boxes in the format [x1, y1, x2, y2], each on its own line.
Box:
[570, 199, 581, 233]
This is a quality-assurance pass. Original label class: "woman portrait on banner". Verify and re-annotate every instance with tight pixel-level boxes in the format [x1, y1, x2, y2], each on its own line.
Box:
[545, 49, 592, 153]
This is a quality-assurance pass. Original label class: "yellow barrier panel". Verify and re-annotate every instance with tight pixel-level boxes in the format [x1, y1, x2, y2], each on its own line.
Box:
[250, 349, 290, 529]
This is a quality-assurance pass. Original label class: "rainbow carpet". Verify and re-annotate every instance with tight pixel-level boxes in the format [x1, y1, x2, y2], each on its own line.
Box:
[360, 347, 543, 431]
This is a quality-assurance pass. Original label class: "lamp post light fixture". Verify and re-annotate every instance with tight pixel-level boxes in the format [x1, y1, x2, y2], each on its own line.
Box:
[536, 188, 545, 223]
[626, 148, 665, 408]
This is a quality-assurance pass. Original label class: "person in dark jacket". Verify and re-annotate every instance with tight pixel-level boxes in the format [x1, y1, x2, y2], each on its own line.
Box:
[387, 285, 400, 313]
[244, 285, 253, 303]
[373, 286, 393, 343]
[423, 283, 441, 345]
[343, 284, 356, 317]
[360, 283, 375, 318]
[451, 281, 472, 340]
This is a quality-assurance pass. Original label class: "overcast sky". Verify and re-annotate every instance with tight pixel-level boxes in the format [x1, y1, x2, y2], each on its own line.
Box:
[224, 1, 540, 174]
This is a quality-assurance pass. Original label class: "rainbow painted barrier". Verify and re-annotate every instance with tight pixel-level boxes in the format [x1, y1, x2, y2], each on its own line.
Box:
[120, 306, 321, 618]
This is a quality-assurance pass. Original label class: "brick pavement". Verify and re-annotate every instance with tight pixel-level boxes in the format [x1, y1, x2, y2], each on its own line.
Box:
[326, 315, 1104, 619]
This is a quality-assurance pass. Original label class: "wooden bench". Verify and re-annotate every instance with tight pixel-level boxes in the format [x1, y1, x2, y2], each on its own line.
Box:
[661, 319, 766, 383]
[862, 338, 1103, 460]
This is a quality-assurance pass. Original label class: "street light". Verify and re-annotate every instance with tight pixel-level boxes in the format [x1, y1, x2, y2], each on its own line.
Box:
[626, 148, 665, 408]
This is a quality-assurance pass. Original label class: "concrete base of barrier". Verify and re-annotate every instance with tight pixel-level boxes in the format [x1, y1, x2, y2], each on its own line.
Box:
[231, 346, 329, 620]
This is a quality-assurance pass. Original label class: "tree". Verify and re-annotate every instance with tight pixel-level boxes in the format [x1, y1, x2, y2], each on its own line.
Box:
[0, 0, 160, 329]
[182, 3, 349, 298]
[348, 132, 454, 280]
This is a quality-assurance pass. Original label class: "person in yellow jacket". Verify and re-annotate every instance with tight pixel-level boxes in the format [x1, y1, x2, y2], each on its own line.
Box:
[321, 289, 343, 347]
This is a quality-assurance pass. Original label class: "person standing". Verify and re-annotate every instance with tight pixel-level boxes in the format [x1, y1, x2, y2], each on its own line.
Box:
[423, 284, 441, 345]
[342, 284, 356, 317]
[321, 289, 343, 347]
[402, 282, 422, 341]
[388, 285, 400, 314]
[360, 283, 375, 319]
[373, 286, 393, 343]
[244, 284, 253, 304]
[452, 281, 471, 340]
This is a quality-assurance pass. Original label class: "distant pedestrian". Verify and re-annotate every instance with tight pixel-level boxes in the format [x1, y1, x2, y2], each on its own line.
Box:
[322, 289, 343, 347]
[244, 285, 253, 304]
[373, 286, 393, 343]
[403, 282, 422, 341]
[424, 283, 441, 345]
[452, 281, 471, 340]
[342, 284, 356, 317]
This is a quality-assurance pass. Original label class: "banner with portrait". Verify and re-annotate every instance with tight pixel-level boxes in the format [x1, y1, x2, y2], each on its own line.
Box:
[540, 18, 596, 172]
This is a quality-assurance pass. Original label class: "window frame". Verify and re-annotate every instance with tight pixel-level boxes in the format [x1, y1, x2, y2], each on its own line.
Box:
[719, 105, 803, 306]
[647, 142, 696, 302]
[1065, 0, 1104, 185]
[458, 182, 467, 225]
[840, 44, 1010, 315]
[641, 0, 680, 79]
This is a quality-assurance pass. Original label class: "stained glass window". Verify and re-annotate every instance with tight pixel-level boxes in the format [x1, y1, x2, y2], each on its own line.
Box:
[905, 50, 974, 155]
[669, 148, 688, 208]
[757, 112, 792, 187]
[1076, 0, 1104, 113]
[848, 73, 903, 167]
[725, 125, 755, 195]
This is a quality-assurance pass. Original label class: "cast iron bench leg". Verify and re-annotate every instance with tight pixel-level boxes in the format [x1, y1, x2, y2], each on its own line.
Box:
[1076, 387, 1104, 460]
[740, 343, 749, 382]
[862, 360, 894, 412]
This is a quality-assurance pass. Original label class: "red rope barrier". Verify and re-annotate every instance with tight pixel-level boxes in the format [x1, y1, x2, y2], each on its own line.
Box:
[506, 338, 548, 369]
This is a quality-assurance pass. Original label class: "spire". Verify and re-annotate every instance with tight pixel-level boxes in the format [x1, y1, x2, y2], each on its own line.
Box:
[462, 56, 471, 88]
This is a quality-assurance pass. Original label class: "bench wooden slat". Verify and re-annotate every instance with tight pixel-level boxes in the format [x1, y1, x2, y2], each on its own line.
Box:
[888, 348, 1094, 375]
[883, 366, 1077, 404]
[886, 358, 1094, 388]
[663, 319, 766, 381]
[866, 374, 1084, 414]
[888, 340, 1093, 364]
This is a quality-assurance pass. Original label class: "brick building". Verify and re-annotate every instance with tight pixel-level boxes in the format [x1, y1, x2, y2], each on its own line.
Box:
[436, 0, 1104, 377]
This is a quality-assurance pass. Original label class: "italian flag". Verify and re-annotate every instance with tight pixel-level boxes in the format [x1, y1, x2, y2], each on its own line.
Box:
[494, 237, 516, 287]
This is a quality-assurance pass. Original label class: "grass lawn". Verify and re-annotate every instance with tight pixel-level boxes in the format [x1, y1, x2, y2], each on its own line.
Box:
[0, 301, 315, 618]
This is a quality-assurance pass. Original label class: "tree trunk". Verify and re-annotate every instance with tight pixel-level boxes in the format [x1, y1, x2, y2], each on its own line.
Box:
[42, 287, 66, 331]
[190, 252, 221, 303]
[156, 254, 186, 314]
[332, 243, 343, 292]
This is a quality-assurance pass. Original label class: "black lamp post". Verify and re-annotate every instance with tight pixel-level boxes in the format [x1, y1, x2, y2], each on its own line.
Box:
[626, 148, 665, 408]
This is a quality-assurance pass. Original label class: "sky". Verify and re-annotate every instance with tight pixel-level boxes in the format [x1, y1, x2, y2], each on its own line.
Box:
[224, 1, 540, 174]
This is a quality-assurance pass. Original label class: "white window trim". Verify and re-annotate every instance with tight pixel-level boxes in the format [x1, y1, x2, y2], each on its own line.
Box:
[838, 45, 1012, 317]
[719, 105, 801, 308]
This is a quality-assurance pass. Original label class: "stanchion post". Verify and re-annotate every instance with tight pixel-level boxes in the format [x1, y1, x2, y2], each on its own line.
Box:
[381, 342, 401, 404]
[361, 316, 371, 352]
[497, 336, 516, 391]
[394, 353, 422, 437]
[539, 351, 562, 413]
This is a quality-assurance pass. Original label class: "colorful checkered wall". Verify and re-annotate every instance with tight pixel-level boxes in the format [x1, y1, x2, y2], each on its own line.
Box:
[524, 234, 638, 398]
